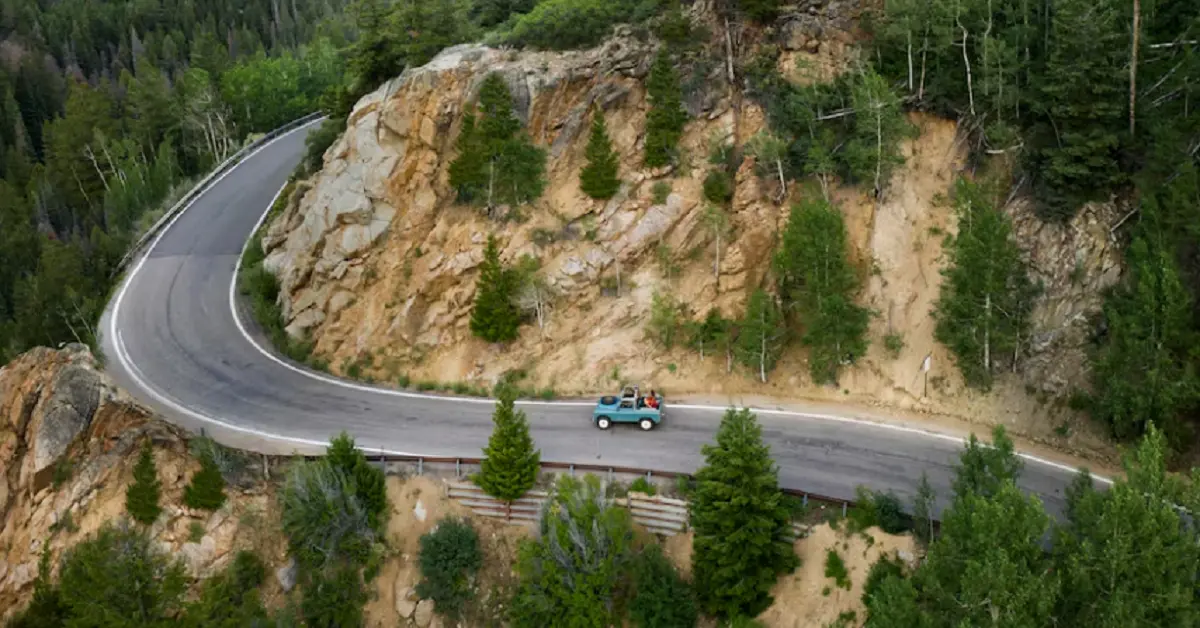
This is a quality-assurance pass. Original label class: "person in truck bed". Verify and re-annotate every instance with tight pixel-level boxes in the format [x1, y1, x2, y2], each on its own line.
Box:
[645, 390, 659, 409]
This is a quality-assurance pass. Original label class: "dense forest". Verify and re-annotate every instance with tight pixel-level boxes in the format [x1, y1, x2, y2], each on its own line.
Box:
[0, 0, 352, 363]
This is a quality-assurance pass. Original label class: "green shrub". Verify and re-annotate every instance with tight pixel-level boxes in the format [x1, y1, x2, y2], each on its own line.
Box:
[301, 564, 370, 628]
[326, 432, 389, 530]
[510, 475, 634, 627]
[703, 169, 734, 204]
[825, 549, 851, 590]
[883, 332, 905, 358]
[629, 544, 697, 628]
[188, 521, 206, 543]
[628, 476, 657, 495]
[862, 554, 905, 606]
[651, 181, 672, 204]
[7, 552, 66, 628]
[503, 0, 638, 50]
[180, 551, 270, 627]
[304, 118, 345, 173]
[126, 439, 162, 524]
[52, 458, 73, 489]
[416, 517, 483, 619]
[281, 459, 381, 572]
[397, 373, 412, 388]
[184, 446, 227, 511]
[58, 522, 188, 624]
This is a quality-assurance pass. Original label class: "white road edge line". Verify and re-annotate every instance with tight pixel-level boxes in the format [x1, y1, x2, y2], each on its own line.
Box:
[107, 114, 1115, 489]
[225, 164, 1114, 488]
[108, 119, 429, 457]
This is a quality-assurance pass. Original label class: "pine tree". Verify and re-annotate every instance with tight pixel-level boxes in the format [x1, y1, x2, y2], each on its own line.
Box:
[469, 234, 521, 343]
[691, 408, 798, 619]
[448, 73, 546, 211]
[933, 178, 1036, 390]
[476, 384, 540, 502]
[735, 288, 785, 383]
[326, 432, 389, 530]
[1030, 0, 1126, 219]
[579, 111, 620, 199]
[184, 445, 227, 511]
[1091, 236, 1198, 441]
[644, 50, 687, 168]
[126, 439, 162, 525]
[774, 198, 870, 384]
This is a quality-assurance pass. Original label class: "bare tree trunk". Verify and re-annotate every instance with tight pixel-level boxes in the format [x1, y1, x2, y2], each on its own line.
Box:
[919, 35, 929, 100]
[714, 229, 721, 282]
[83, 146, 110, 192]
[1130, 0, 1141, 135]
[776, 158, 787, 202]
[906, 30, 914, 92]
[723, 16, 735, 85]
[960, 23, 976, 116]
[983, 292, 991, 373]
[487, 159, 495, 212]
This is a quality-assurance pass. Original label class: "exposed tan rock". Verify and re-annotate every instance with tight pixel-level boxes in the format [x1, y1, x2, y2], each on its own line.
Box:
[0, 347, 290, 620]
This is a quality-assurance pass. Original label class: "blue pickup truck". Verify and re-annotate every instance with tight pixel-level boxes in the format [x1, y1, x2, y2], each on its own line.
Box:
[593, 385, 663, 431]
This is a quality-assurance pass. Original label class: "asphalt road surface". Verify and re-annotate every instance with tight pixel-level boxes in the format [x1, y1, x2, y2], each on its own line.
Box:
[101, 121, 1106, 519]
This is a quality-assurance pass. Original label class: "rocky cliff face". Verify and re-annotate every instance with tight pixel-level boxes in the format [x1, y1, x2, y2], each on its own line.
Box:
[0, 346, 289, 619]
[261, 14, 1122, 450]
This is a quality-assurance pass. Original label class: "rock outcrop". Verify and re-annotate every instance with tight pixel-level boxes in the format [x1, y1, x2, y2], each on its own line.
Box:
[259, 8, 1123, 449]
[0, 347, 288, 620]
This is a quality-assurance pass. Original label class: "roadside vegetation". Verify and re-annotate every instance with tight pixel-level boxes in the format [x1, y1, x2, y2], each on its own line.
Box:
[11, 386, 1200, 626]
[0, 0, 347, 364]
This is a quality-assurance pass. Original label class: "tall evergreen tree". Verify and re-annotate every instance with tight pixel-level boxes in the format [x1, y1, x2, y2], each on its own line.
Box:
[469, 234, 521, 343]
[125, 439, 162, 525]
[933, 178, 1036, 390]
[691, 407, 798, 619]
[184, 445, 227, 511]
[448, 73, 546, 210]
[774, 198, 870, 384]
[643, 50, 687, 168]
[326, 432, 389, 529]
[579, 111, 620, 199]
[1053, 423, 1200, 627]
[735, 288, 785, 383]
[1091, 235, 1198, 441]
[1029, 0, 1127, 219]
[476, 384, 540, 502]
[865, 427, 1058, 627]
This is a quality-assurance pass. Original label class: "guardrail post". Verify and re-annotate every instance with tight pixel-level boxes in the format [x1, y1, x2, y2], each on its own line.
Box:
[418, 457, 423, 476]
[802, 493, 808, 508]
[456, 458, 461, 478]
[842, 502, 847, 517]
[569, 464, 574, 476]
[608, 468, 613, 484]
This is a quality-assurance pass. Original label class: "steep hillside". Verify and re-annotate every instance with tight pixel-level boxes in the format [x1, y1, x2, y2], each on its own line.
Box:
[259, 8, 1123, 458]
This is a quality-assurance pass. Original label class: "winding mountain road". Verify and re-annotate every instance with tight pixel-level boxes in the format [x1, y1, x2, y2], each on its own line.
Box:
[100, 120, 1107, 518]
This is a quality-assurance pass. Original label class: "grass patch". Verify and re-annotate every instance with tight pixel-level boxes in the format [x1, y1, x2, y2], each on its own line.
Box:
[824, 549, 850, 590]
[52, 458, 74, 489]
[651, 181, 672, 204]
[238, 234, 316, 365]
[188, 521, 207, 543]
[883, 332, 905, 359]
[628, 476, 656, 495]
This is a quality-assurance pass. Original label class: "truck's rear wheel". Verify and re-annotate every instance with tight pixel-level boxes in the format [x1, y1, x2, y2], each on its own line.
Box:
[639, 418, 654, 431]
[596, 417, 611, 430]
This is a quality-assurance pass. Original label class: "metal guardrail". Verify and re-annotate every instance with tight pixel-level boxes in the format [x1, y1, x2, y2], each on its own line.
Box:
[113, 112, 325, 276]
[365, 454, 875, 530]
